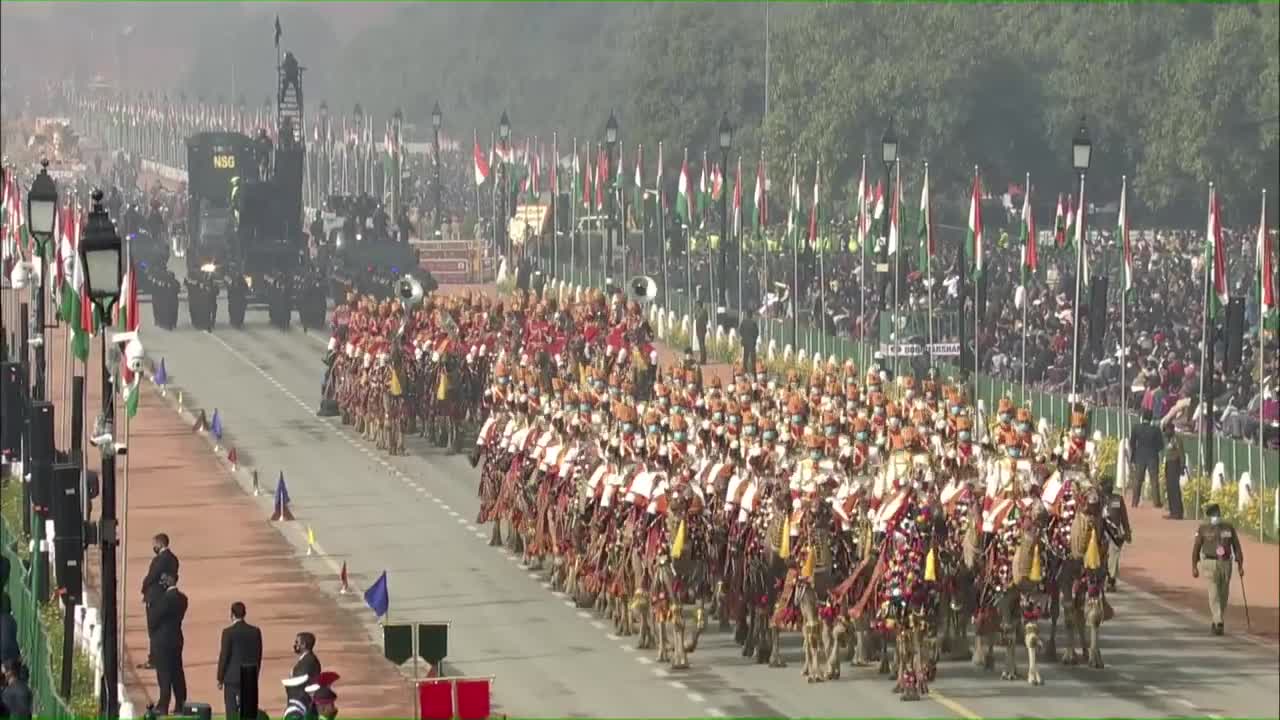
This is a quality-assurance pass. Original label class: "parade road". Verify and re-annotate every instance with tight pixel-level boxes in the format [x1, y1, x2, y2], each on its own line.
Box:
[139, 286, 1279, 720]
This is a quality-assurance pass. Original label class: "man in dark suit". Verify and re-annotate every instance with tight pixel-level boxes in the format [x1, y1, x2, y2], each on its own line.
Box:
[283, 632, 322, 715]
[217, 602, 263, 720]
[1128, 412, 1165, 508]
[693, 301, 709, 365]
[738, 308, 759, 376]
[147, 572, 189, 714]
[139, 533, 179, 670]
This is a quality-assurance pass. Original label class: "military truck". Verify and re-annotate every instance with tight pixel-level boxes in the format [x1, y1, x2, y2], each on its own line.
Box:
[170, 50, 324, 331]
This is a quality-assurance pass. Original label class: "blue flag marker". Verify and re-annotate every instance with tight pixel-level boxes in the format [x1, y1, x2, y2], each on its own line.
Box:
[364, 570, 389, 618]
[210, 409, 223, 442]
[154, 358, 168, 387]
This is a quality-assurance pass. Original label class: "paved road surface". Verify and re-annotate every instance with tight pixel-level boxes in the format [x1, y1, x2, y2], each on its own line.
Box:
[138, 293, 1279, 719]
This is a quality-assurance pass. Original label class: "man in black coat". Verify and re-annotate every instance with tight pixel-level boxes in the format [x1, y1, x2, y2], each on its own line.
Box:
[693, 301, 709, 365]
[1128, 412, 1165, 508]
[283, 632, 322, 715]
[738, 308, 759, 375]
[0, 658, 32, 720]
[147, 572, 189, 714]
[217, 602, 264, 720]
[140, 533, 179, 670]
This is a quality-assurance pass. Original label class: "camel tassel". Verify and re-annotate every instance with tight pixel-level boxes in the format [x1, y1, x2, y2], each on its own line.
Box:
[579, 363, 589, 389]
[801, 548, 815, 579]
[779, 517, 792, 560]
[436, 372, 449, 401]
[1084, 528, 1101, 571]
[388, 369, 403, 397]
[1029, 543, 1043, 583]
[671, 519, 687, 559]
[924, 546, 938, 582]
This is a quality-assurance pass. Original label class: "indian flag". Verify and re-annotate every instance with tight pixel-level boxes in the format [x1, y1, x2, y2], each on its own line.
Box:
[677, 150, 692, 226]
[808, 159, 821, 248]
[473, 133, 490, 186]
[852, 157, 867, 253]
[1074, 184, 1090, 282]
[786, 158, 800, 247]
[753, 153, 767, 232]
[732, 156, 743, 239]
[62, 209, 91, 362]
[633, 144, 644, 211]
[1053, 193, 1066, 247]
[967, 173, 984, 280]
[917, 162, 933, 272]
[1118, 176, 1131, 292]
[887, 161, 902, 256]
[117, 259, 142, 417]
[1258, 191, 1274, 320]
[1206, 184, 1229, 318]
[1021, 175, 1037, 280]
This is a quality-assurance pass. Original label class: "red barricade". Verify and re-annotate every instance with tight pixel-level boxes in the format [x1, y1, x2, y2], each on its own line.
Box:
[418, 677, 494, 720]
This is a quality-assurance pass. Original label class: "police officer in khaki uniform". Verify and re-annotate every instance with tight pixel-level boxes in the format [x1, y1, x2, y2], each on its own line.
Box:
[1099, 474, 1132, 592]
[1190, 503, 1245, 635]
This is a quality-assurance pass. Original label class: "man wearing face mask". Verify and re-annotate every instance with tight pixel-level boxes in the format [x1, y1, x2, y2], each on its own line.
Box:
[1191, 504, 1245, 636]
[283, 632, 322, 714]
[139, 533, 179, 670]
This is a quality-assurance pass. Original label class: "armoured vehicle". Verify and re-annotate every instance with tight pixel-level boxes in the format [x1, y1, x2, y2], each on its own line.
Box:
[165, 49, 324, 331]
[316, 193, 432, 301]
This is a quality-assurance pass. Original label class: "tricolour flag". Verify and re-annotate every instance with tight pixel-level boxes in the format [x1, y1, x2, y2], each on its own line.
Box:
[633, 144, 644, 211]
[753, 153, 767, 232]
[1075, 185, 1090, 281]
[473, 133, 490, 186]
[677, 150, 692, 226]
[1206, 184, 1229, 318]
[1021, 175, 1037, 280]
[732, 156, 743, 239]
[967, 173, 984, 280]
[1053, 193, 1066, 247]
[887, 161, 901, 256]
[808, 159, 821, 247]
[117, 259, 141, 417]
[853, 157, 867, 253]
[1257, 191, 1274, 320]
[1118, 176, 1131, 293]
[917, 162, 933, 272]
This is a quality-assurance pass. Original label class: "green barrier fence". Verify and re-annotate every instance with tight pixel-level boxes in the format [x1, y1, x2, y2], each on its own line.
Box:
[1, 505, 79, 720]
[543, 260, 1278, 510]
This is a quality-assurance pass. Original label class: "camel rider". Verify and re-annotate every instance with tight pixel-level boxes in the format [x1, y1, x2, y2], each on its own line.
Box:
[1191, 503, 1244, 636]
[1098, 473, 1132, 592]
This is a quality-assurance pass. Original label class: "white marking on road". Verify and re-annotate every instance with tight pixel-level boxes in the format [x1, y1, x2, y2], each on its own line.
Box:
[563, 600, 576, 608]
[433, 497, 443, 504]
[636, 656, 653, 665]
[456, 517, 467, 524]
[1142, 684, 1161, 694]
[466, 524, 477, 531]
[666, 680, 686, 690]
[620, 645, 634, 653]
[540, 582, 552, 589]
[1174, 699, 1197, 709]
[1207, 714, 1224, 719]
[448, 510, 460, 517]
[590, 620, 606, 630]
[576, 610, 592, 619]
[651, 668, 667, 678]
[705, 708, 726, 717]
[686, 692, 704, 704]
[606, 634, 621, 641]
[474, 532, 487, 539]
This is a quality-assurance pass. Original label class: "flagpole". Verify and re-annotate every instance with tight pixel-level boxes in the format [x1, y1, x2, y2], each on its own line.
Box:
[859, 155, 868, 373]
[658, 142, 669, 309]
[791, 153, 799, 350]
[474, 129, 482, 252]
[1069, 172, 1087, 400]
[737, 155, 744, 317]
[1259, 189, 1268, 541]
[891, 157, 901, 380]
[1197, 183, 1213, 480]
[1119, 175, 1128, 444]
[925, 162, 935, 379]
[1021, 171, 1030, 407]
[552, 132, 559, 276]
[972, 165, 981, 403]
[684, 148, 693, 311]
[817, 158, 827, 362]
[571, 138, 579, 280]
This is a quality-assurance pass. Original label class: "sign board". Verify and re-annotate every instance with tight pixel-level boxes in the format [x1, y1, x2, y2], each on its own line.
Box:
[879, 342, 961, 357]
[383, 621, 450, 666]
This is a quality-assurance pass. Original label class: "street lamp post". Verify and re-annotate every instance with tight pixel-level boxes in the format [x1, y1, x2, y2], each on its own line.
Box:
[26, 159, 57, 605]
[80, 190, 124, 719]
[605, 112, 619, 283]
[498, 111, 511, 258]
[1069, 116, 1092, 400]
[881, 120, 898, 373]
[718, 113, 732, 311]
[432, 102, 443, 235]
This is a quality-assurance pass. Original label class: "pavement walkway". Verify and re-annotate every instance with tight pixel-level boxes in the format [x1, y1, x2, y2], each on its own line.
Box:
[33, 308, 414, 717]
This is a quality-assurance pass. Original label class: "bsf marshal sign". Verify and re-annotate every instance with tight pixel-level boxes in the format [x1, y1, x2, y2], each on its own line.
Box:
[880, 342, 961, 357]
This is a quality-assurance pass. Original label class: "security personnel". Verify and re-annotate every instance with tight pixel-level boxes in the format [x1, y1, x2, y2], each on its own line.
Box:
[1099, 474, 1132, 592]
[1191, 503, 1245, 635]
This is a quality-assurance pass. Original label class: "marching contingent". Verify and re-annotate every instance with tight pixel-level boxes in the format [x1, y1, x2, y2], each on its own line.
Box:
[324, 281, 1120, 698]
